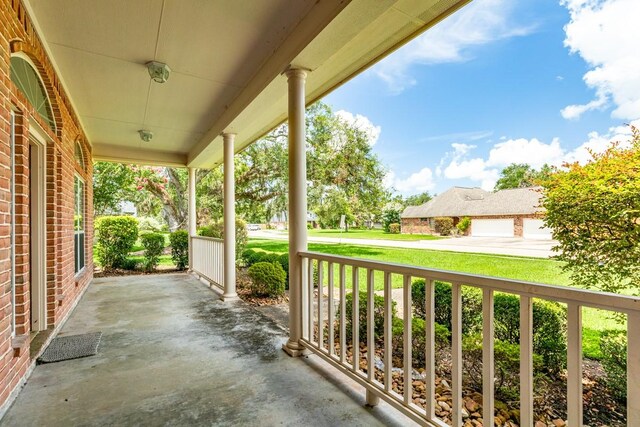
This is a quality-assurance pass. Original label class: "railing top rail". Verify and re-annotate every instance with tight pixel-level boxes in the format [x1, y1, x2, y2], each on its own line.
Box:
[191, 235, 224, 243]
[299, 250, 640, 314]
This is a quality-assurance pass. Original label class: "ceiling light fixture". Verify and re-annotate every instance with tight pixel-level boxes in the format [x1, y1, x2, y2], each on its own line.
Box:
[146, 61, 171, 83]
[138, 130, 153, 142]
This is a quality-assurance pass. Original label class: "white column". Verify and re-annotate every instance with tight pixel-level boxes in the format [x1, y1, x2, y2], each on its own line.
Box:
[283, 68, 308, 357]
[187, 167, 197, 271]
[222, 133, 238, 301]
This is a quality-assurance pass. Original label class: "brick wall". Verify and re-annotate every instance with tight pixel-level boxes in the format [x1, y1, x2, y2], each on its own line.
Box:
[402, 215, 540, 237]
[401, 218, 434, 234]
[0, 0, 93, 409]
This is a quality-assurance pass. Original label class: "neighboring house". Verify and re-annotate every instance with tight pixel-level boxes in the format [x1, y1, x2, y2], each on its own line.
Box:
[269, 211, 319, 230]
[401, 187, 552, 239]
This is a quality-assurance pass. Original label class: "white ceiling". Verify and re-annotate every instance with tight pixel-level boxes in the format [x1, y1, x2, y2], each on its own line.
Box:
[25, 0, 470, 168]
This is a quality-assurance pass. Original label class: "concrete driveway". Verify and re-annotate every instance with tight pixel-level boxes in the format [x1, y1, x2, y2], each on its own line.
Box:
[250, 230, 558, 258]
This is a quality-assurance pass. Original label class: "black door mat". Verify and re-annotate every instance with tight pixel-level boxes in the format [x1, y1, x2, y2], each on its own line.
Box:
[37, 332, 102, 364]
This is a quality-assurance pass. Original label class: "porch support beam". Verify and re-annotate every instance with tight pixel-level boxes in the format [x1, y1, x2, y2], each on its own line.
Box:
[187, 167, 197, 271]
[222, 133, 238, 301]
[283, 68, 308, 357]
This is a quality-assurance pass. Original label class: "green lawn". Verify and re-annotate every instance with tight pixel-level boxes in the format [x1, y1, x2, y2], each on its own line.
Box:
[272, 228, 444, 241]
[247, 238, 626, 360]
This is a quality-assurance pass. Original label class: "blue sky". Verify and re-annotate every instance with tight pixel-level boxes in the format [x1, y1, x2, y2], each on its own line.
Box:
[324, 0, 640, 196]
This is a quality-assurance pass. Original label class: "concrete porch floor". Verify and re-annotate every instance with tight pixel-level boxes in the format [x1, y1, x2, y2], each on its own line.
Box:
[1, 273, 413, 426]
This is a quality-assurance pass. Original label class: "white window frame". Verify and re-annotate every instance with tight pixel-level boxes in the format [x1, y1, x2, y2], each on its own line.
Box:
[10, 111, 16, 337]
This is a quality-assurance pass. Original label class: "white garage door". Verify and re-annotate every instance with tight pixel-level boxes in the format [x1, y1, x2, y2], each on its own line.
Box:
[523, 219, 553, 240]
[471, 219, 514, 237]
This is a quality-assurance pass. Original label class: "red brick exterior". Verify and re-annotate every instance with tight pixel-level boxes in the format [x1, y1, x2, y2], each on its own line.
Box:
[402, 214, 539, 237]
[0, 0, 93, 410]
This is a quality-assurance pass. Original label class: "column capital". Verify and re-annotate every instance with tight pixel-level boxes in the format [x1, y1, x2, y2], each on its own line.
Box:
[284, 67, 309, 80]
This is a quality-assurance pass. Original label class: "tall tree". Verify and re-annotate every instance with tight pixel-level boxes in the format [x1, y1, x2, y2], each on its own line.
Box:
[404, 192, 432, 207]
[92, 162, 136, 216]
[494, 163, 550, 190]
[542, 127, 640, 294]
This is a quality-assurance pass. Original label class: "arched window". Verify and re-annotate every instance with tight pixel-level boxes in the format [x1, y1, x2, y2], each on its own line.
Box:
[10, 56, 56, 131]
[75, 141, 85, 170]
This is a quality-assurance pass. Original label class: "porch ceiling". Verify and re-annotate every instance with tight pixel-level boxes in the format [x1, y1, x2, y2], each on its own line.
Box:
[25, 0, 469, 168]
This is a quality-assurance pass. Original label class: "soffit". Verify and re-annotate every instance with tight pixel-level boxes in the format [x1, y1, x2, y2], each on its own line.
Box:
[25, 0, 470, 167]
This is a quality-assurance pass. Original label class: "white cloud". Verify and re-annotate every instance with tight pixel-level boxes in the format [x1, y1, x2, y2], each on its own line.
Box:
[335, 110, 381, 145]
[451, 143, 476, 156]
[437, 122, 638, 190]
[561, 93, 608, 120]
[385, 167, 436, 194]
[486, 138, 565, 168]
[371, 0, 534, 93]
[561, 0, 640, 120]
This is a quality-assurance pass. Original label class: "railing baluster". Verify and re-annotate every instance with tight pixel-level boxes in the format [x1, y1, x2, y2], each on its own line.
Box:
[308, 259, 314, 344]
[340, 264, 347, 364]
[384, 272, 392, 392]
[567, 303, 583, 425]
[328, 262, 335, 356]
[367, 269, 375, 382]
[629, 311, 640, 424]
[520, 295, 533, 426]
[403, 274, 412, 406]
[483, 288, 495, 427]
[301, 257, 309, 340]
[451, 282, 462, 426]
[318, 261, 324, 350]
[352, 266, 360, 373]
[425, 279, 435, 420]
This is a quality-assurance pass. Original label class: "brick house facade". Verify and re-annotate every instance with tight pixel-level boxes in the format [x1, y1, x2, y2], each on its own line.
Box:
[401, 187, 547, 238]
[0, 0, 93, 411]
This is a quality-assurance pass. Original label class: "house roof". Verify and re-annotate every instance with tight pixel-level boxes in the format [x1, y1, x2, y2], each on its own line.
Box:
[401, 187, 544, 218]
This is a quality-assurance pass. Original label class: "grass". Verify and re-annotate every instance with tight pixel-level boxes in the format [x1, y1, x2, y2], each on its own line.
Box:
[128, 254, 174, 267]
[247, 238, 627, 360]
[270, 228, 444, 241]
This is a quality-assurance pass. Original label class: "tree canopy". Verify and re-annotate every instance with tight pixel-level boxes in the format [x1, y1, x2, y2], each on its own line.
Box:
[93, 102, 390, 230]
[541, 127, 640, 294]
[494, 163, 552, 190]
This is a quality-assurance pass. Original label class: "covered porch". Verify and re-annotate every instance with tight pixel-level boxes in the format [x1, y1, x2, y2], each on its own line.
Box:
[0, 273, 411, 426]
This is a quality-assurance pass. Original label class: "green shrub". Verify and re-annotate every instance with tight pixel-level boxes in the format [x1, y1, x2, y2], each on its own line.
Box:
[120, 258, 139, 271]
[95, 216, 139, 269]
[600, 330, 627, 402]
[383, 209, 401, 233]
[248, 262, 286, 297]
[392, 317, 450, 366]
[341, 292, 397, 343]
[277, 253, 290, 289]
[411, 279, 483, 336]
[434, 217, 454, 235]
[140, 232, 165, 272]
[493, 293, 567, 375]
[457, 217, 471, 234]
[242, 249, 256, 265]
[261, 252, 280, 264]
[169, 230, 189, 270]
[389, 223, 401, 234]
[198, 218, 248, 260]
[247, 251, 266, 266]
[462, 333, 543, 401]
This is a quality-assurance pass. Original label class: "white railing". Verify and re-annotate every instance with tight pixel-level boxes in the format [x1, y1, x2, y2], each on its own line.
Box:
[298, 250, 640, 427]
[191, 236, 224, 287]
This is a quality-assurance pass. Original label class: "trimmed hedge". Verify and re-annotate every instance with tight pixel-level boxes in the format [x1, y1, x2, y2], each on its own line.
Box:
[248, 261, 286, 297]
[434, 217, 454, 235]
[140, 232, 165, 272]
[392, 317, 450, 367]
[600, 330, 627, 402]
[95, 216, 139, 269]
[277, 253, 290, 290]
[341, 292, 397, 343]
[389, 223, 401, 234]
[169, 230, 189, 270]
[198, 218, 248, 260]
[242, 249, 256, 266]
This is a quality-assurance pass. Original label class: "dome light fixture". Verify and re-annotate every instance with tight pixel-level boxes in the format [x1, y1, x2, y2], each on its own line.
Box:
[138, 129, 153, 142]
[146, 61, 171, 83]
